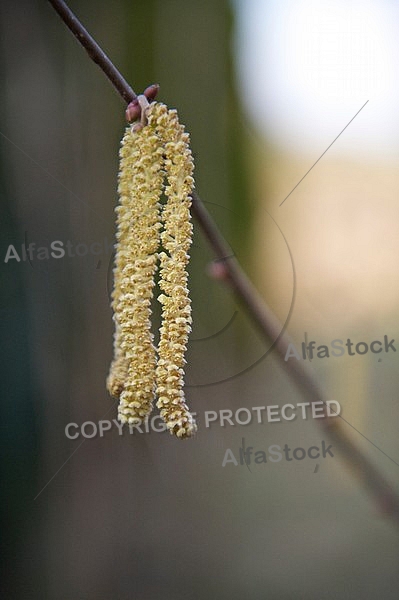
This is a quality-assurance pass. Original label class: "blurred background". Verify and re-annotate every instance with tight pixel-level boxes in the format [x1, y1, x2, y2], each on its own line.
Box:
[1, 0, 399, 598]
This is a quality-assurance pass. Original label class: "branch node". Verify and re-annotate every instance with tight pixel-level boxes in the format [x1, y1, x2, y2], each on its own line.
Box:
[126, 84, 160, 124]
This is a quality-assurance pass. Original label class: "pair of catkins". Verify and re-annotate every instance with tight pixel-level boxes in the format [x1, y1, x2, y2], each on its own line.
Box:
[106, 99, 197, 439]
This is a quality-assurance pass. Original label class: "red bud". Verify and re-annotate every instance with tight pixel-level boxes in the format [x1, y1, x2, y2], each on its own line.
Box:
[125, 99, 140, 122]
[143, 84, 160, 101]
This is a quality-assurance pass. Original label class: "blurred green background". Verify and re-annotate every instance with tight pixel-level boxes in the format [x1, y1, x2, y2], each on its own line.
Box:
[1, 1, 399, 598]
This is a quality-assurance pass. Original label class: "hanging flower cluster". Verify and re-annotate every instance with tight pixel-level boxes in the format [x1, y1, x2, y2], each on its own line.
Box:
[107, 99, 197, 438]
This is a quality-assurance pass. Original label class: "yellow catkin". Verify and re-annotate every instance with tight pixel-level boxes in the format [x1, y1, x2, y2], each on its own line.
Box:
[107, 100, 196, 437]
[108, 118, 164, 425]
[150, 103, 197, 438]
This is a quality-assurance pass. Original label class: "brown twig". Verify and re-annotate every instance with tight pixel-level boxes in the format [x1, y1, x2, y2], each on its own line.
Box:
[48, 0, 399, 526]
[48, 0, 136, 103]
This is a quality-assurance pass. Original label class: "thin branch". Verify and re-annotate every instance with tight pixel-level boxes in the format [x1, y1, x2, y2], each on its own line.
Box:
[48, 0, 399, 526]
[49, 0, 136, 103]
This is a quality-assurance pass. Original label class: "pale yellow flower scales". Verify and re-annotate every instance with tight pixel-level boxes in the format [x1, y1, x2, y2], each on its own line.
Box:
[107, 101, 197, 437]
[107, 121, 164, 424]
[150, 103, 197, 438]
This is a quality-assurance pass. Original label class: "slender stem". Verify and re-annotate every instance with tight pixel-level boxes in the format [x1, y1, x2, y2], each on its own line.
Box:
[48, 0, 399, 525]
[48, 0, 136, 103]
